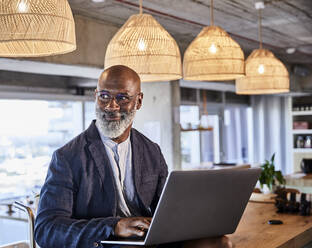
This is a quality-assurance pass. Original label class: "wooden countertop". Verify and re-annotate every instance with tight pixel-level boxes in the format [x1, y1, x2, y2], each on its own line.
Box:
[286, 173, 312, 187]
[228, 202, 312, 248]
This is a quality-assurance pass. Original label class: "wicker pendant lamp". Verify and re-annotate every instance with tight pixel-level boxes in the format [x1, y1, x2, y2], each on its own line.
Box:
[183, 0, 245, 81]
[0, 0, 76, 57]
[104, 0, 182, 82]
[236, 3, 289, 94]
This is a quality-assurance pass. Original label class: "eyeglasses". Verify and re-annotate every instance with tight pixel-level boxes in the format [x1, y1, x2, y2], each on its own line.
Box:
[95, 90, 140, 106]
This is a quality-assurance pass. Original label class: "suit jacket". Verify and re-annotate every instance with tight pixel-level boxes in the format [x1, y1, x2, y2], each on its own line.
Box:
[34, 121, 168, 248]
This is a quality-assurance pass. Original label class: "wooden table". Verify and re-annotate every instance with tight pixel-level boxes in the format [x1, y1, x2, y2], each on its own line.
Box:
[228, 202, 312, 248]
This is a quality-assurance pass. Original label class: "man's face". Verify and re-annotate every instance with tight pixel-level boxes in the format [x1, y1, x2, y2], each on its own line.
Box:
[95, 73, 143, 139]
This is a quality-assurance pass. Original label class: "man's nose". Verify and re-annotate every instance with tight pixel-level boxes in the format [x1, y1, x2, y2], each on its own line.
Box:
[105, 97, 120, 111]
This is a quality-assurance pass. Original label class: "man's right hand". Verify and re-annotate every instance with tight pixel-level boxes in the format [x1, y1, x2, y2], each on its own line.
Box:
[114, 217, 152, 238]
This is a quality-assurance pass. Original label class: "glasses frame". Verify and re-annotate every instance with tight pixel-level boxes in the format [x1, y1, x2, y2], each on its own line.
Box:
[95, 89, 141, 106]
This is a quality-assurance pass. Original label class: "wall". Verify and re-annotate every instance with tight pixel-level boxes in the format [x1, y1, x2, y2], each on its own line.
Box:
[133, 82, 176, 170]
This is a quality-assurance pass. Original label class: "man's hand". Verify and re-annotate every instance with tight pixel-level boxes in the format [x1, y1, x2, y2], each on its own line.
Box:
[114, 217, 152, 238]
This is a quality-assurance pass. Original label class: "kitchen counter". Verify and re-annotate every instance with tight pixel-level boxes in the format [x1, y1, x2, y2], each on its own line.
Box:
[228, 202, 312, 248]
[285, 173, 312, 194]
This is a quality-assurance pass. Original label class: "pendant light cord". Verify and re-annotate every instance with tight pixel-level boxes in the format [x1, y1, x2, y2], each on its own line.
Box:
[258, 8, 262, 49]
[210, 0, 214, 26]
[203, 91, 208, 115]
[139, 0, 143, 14]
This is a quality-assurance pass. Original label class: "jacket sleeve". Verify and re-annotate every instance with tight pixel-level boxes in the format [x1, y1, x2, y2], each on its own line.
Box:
[34, 151, 120, 248]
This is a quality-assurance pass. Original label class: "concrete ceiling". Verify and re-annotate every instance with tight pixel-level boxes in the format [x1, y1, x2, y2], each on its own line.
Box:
[68, 0, 312, 66]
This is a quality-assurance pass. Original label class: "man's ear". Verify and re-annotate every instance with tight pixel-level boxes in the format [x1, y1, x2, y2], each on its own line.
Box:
[136, 93, 143, 110]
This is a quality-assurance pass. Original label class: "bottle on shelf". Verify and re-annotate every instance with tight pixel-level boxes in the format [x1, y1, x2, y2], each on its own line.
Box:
[304, 136, 312, 148]
[296, 136, 304, 148]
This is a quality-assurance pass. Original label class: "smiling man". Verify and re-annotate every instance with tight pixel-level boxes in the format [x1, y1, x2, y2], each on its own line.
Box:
[34, 65, 232, 248]
[34, 65, 168, 248]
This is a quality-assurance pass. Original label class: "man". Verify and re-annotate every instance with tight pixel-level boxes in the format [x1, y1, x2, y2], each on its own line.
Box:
[35, 65, 232, 248]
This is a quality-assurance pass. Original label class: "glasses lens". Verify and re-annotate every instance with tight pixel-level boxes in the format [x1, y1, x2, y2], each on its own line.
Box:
[98, 92, 111, 102]
[116, 94, 131, 104]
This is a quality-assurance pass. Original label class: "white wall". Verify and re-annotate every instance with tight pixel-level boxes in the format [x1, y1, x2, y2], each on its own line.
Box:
[133, 82, 174, 170]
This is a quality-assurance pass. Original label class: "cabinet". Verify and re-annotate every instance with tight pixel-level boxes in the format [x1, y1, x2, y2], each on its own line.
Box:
[292, 111, 312, 152]
[290, 97, 312, 172]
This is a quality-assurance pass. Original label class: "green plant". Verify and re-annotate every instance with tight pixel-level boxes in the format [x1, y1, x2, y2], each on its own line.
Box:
[259, 153, 285, 190]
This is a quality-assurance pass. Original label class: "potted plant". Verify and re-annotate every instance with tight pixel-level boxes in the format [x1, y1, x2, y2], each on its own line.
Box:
[259, 153, 285, 193]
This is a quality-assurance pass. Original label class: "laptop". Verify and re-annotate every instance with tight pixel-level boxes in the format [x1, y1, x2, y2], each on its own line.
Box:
[101, 168, 261, 246]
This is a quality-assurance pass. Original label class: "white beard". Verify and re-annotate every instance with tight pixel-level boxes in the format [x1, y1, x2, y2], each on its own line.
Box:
[95, 104, 136, 139]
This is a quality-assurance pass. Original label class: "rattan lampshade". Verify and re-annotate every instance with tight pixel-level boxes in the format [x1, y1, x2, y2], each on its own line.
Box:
[236, 49, 289, 94]
[0, 0, 76, 57]
[183, 26, 245, 81]
[104, 13, 182, 82]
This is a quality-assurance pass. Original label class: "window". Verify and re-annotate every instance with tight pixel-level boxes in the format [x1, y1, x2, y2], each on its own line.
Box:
[0, 99, 92, 201]
[180, 105, 201, 168]
[180, 105, 220, 169]
[180, 103, 252, 169]
[84, 101, 95, 128]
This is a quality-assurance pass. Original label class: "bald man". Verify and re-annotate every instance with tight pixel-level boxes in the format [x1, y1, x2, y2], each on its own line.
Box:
[34, 65, 232, 248]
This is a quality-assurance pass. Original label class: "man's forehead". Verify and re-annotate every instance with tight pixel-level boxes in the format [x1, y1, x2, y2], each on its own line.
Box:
[97, 77, 139, 92]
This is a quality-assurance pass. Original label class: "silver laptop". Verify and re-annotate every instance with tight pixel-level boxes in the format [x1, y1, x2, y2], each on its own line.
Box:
[101, 168, 261, 246]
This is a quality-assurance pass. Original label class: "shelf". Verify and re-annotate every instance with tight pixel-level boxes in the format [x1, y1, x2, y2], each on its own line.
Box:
[293, 148, 312, 153]
[292, 129, 312, 134]
[181, 127, 213, 132]
[292, 111, 312, 116]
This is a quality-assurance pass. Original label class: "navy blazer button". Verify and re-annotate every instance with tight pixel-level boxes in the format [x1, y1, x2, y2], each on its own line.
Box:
[93, 242, 99, 247]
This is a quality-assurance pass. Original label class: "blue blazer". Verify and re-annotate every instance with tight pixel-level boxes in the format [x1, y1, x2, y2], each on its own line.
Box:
[34, 121, 168, 248]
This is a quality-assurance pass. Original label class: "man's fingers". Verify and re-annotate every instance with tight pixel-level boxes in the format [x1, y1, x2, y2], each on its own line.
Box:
[128, 226, 145, 237]
[144, 217, 152, 223]
[144, 218, 152, 225]
[114, 217, 152, 238]
[131, 219, 150, 230]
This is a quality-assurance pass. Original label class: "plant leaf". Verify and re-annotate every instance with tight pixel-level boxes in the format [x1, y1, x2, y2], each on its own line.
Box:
[275, 171, 286, 185]
[271, 153, 275, 163]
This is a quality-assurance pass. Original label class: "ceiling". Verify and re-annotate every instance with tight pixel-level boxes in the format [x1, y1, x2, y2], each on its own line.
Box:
[68, 0, 312, 67]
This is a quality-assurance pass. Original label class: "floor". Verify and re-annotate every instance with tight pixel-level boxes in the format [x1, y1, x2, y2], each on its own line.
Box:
[0, 217, 28, 246]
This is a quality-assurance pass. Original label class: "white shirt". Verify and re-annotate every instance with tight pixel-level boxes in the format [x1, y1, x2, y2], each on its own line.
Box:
[96, 122, 141, 217]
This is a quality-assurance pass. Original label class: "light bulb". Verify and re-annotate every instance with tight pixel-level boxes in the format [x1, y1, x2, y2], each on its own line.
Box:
[258, 64, 265, 74]
[209, 43, 217, 54]
[17, 0, 29, 13]
[138, 39, 146, 51]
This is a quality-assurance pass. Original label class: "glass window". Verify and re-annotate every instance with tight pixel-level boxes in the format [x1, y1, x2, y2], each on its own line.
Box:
[180, 104, 252, 168]
[84, 101, 95, 128]
[180, 105, 200, 169]
[200, 115, 220, 164]
[0, 100, 83, 201]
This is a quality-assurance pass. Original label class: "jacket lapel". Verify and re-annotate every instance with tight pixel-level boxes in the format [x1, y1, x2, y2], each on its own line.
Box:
[131, 129, 152, 214]
[85, 121, 117, 214]
[131, 128, 143, 189]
